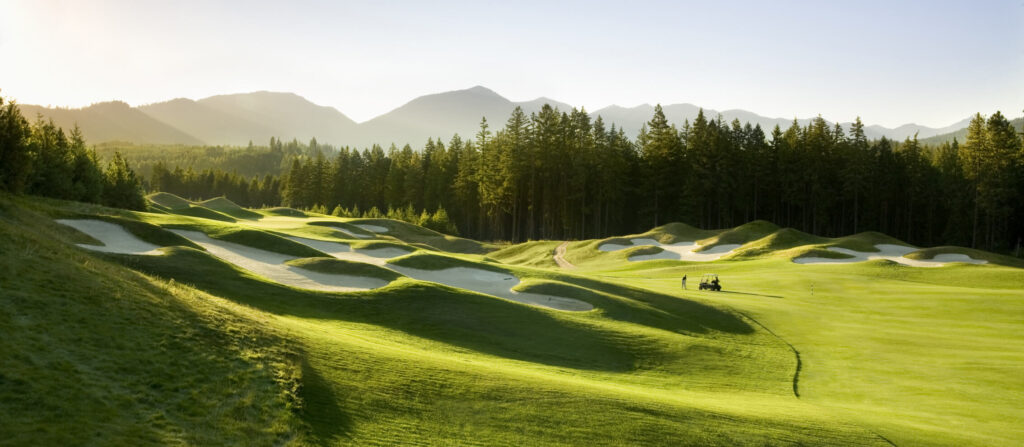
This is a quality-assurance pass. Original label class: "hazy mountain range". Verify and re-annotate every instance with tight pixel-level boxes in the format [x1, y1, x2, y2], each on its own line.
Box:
[16, 86, 979, 148]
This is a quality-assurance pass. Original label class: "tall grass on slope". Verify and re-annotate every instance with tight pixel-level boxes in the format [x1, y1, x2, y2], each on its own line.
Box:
[0, 197, 307, 446]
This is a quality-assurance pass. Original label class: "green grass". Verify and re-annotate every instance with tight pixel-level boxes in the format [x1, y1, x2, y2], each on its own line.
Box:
[696, 220, 779, 249]
[171, 205, 238, 222]
[0, 195, 305, 445]
[4, 191, 1023, 446]
[146, 192, 192, 210]
[488, 240, 560, 268]
[197, 197, 264, 220]
[203, 227, 328, 258]
[347, 218, 495, 254]
[388, 251, 509, 273]
[263, 207, 308, 217]
[285, 257, 403, 281]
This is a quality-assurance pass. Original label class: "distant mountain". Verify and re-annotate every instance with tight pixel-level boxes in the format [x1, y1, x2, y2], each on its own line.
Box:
[358, 86, 514, 147]
[16, 87, 989, 148]
[140, 91, 358, 146]
[357, 86, 576, 147]
[918, 117, 1023, 146]
[16, 101, 201, 145]
[590, 103, 973, 142]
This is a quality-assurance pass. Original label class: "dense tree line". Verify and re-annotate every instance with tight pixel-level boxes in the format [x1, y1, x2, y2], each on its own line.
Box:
[277, 104, 1023, 252]
[0, 95, 145, 210]
[147, 163, 282, 208]
[14, 87, 1019, 252]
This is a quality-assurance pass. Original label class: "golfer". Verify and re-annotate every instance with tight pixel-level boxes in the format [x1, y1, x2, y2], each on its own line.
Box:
[681, 275, 687, 290]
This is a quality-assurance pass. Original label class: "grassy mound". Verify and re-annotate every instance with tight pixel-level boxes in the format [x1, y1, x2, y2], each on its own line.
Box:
[696, 220, 779, 250]
[171, 205, 237, 223]
[628, 245, 665, 258]
[733, 228, 829, 259]
[791, 247, 857, 260]
[146, 192, 192, 210]
[906, 246, 1024, 267]
[350, 218, 494, 254]
[388, 252, 509, 273]
[203, 227, 327, 258]
[196, 197, 263, 220]
[306, 220, 376, 238]
[285, 257, 403, 281]
[350, 240, 415, 252]
[652, 222, 719, 242]
[263, 207, 307, 217]
[487, 240, 561, 268]
[0, 197, 306, 445]
[831, 231, 909, 252]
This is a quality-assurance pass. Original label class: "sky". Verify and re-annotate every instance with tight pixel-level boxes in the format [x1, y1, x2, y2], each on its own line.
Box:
[1, 0, 1022, 127]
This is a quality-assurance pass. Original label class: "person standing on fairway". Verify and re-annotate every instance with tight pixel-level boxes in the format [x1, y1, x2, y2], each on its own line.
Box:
[681, 275, 687, 290]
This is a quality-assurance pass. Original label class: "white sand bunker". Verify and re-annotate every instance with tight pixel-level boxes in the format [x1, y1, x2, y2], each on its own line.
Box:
[353, 223, 389, 234]
[599, 237, 740, 262]
[285, 236, 409, 266]
[171, 230, 390, 292]
[285, 237, 592, 311]
[56, 219, 163, 255]
[332, 227, 375, 239]
[793, 244, 987, 267]
[390, 266, 594, 312]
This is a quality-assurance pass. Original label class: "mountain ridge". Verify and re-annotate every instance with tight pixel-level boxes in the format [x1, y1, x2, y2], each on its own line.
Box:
[16, 87, 986, 148]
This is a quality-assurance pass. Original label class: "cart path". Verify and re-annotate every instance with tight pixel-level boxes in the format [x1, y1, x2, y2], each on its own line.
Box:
[554, 241, 575, 269]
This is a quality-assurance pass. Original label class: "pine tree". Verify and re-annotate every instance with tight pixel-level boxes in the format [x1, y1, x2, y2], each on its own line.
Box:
[0, 96, 33, 192]
[102, 152, 146, 210]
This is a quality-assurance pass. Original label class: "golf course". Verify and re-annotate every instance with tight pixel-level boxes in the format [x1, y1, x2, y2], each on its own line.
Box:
[2, 192, 1021, 446]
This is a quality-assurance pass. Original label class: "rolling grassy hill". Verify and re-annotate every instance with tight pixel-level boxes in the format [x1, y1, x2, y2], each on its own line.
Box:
[2, 192, 1022, 446]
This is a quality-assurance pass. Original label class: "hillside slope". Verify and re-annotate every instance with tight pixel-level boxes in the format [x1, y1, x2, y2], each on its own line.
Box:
[1, 194, 895, 445]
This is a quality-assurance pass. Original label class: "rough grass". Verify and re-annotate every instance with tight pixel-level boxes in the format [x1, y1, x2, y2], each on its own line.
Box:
[697, 220, 780, 250]
[262, 207, 307, 217]
[203, 227, 328, 258]
[285, 257, 403, 281]
[0, 195, 306, 445]
[197, 197, 263, 220]
[831, 231, 909, 252]
[387, 252, 510, 274]
[483, 240, 561, 268]
[146, 192, 192, 210]
[350, 218, 495, 254]
[173, 205, 238, 223]
[732, 228, 828, 259]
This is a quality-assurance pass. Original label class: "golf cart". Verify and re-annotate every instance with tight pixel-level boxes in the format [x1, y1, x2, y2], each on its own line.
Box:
[699, 273, 721, 291]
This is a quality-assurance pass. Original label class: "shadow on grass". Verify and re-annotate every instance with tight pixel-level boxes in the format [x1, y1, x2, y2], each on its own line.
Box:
[547, 276, 755, 335]
[121, 248, 645, 372]
[716, 290, 784, 299]
[300, 358, 352, 443]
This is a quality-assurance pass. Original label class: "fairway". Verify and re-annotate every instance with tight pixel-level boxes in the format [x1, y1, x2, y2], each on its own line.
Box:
[1, 193, 1020, 446]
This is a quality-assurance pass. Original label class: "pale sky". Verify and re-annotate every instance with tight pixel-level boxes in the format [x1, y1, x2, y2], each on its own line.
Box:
[1, 0, 1022, 127]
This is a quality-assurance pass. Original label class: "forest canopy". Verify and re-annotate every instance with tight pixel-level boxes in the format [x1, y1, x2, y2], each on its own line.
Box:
[9, 94, 1024, 254]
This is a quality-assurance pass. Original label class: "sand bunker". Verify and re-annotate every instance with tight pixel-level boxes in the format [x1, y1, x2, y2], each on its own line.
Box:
[599, 237, 740, 262]
[286, 237, 592, 311]
[389, 266, 594, 312]
[171, 230, 390, 292]
[793, 244, 987, 267]
[335, 228, 375, 239]
[285, 236, 409, 266]
[353, 223, 389, 234]
[56, 219, 163, 255]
